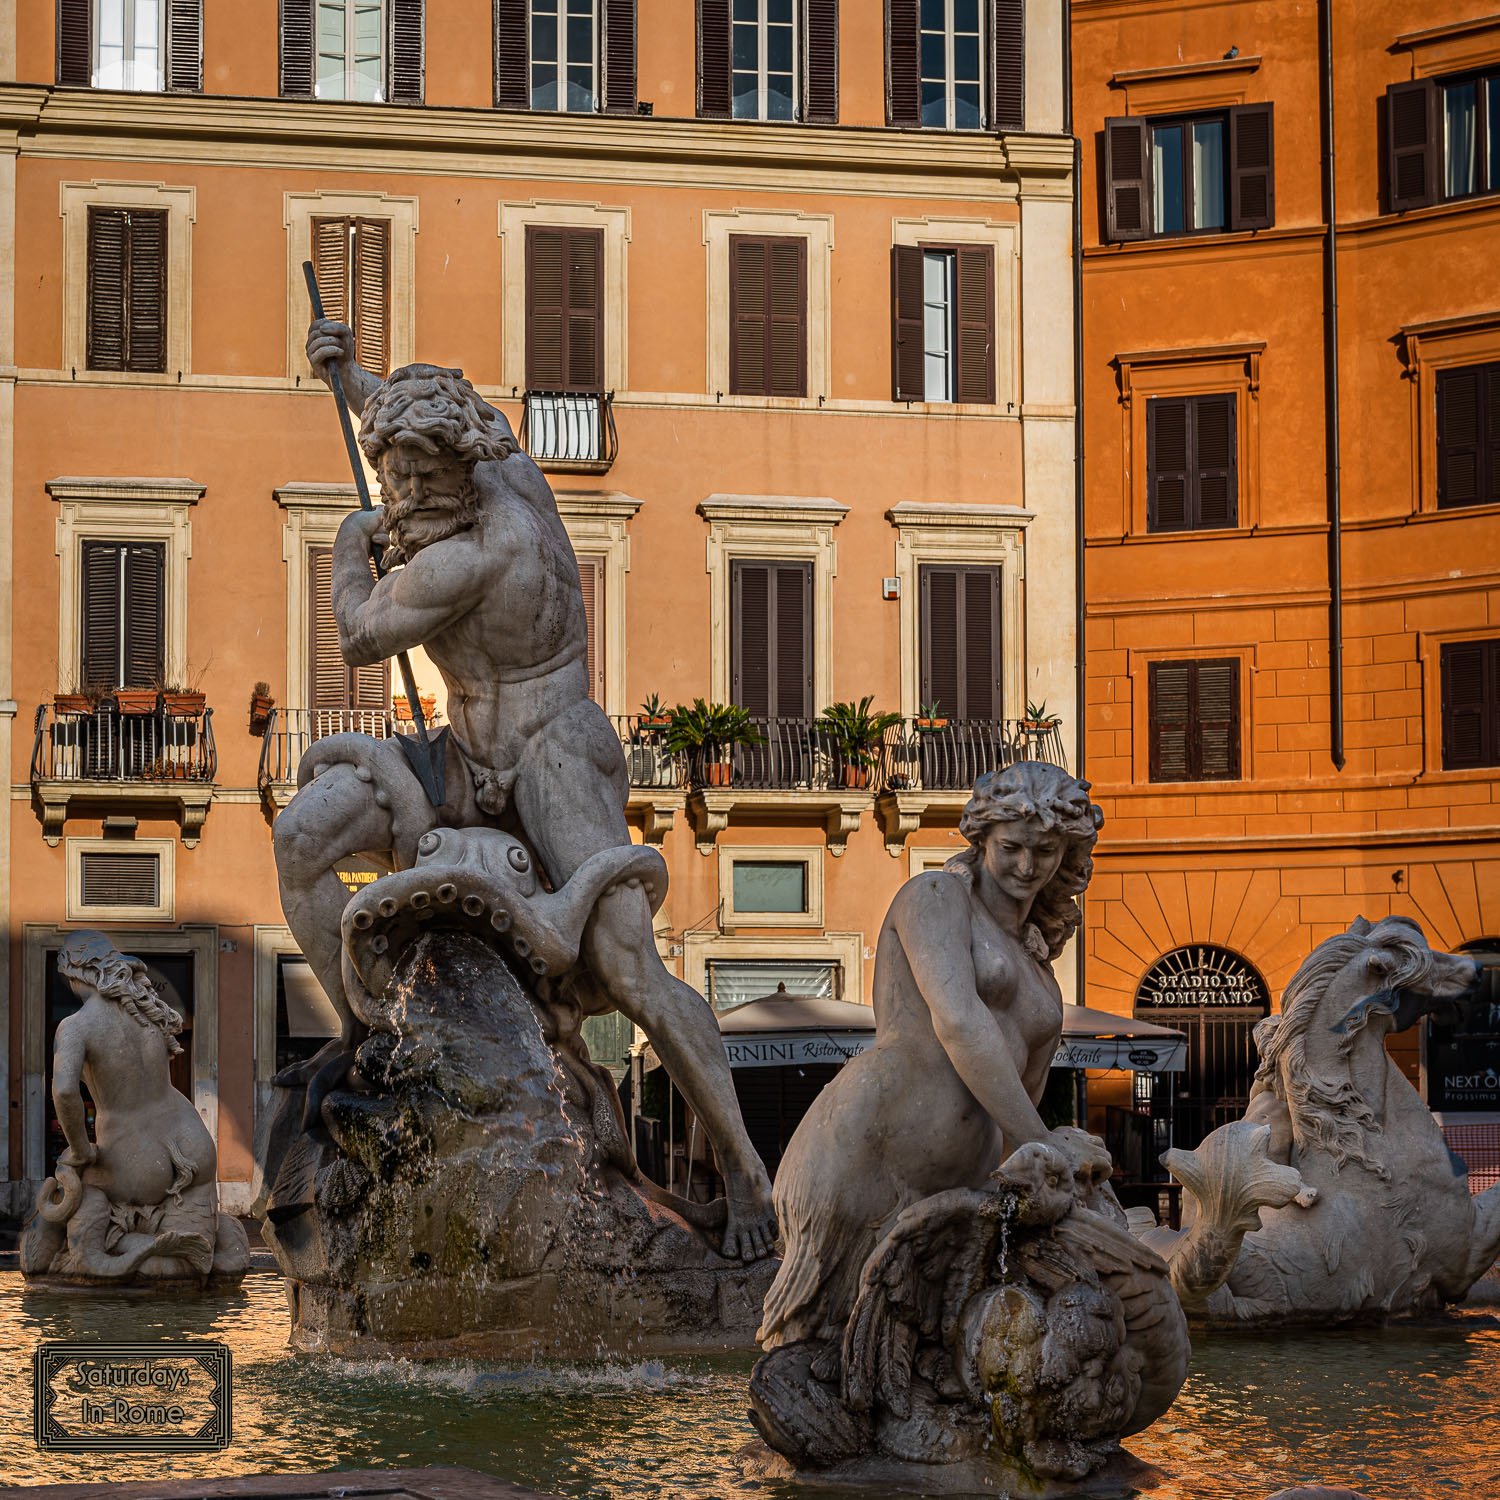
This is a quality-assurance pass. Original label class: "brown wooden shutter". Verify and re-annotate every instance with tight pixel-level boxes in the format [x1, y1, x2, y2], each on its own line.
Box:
[1488, 362, 1500, 506]
[891, 244, 925, 401]
[919, 565, 1000, 719]
[774, 563, 812, 720]
[954, 244, 995, 404]
[1437, 363, 1488, 510]
[1441, 640, 1498, 770]
[352, 218, 391, 376]
[1147, 398, 1189, 531]
[1194, 393, 1237, 527]
[526, 227, 565, 387]
[122, 543, 166, 688]
[601, 0, 637, 114]
[732, 561, 771, 715]
[280, 0, 315, 98]
[526, 227, 604, 391]
[87, 208, 128, 372]
[697, 0, 731, 119]
[125, 210, 166, 374]
[1195, 659, 1240, 779]
[991, 0, 1025, 131]
[886, 0, 920, 127]
[731, 560, 811, 718]
[920, 565, 960, 717]
[730, 236, 806, 398]
[494, 0, 529, 108]
[1105, 116, 1152, 242]
[566, 230, 603, 390]
[1229, 103, 1274, 230]
[730, 237, 767, 396]
[311, 216, 351, 324]
[1387, 79, 1437, 212]
[308, 547, 388, 710]
[57, 0, 91, 86]
[167, 0, 204, 92]
[803, 0, 838, 124]
[389, 0, 425, 104]
[577, 557, 604, 704]
[961, 568, 1000, 719]
[81, 542, 123, 689]
[1148, 661, 1191, 781]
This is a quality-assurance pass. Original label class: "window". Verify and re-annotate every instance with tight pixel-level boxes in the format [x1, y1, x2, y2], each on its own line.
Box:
[525, 225, 604, 391]
[495, 0, 635, 114]
[698, 0, 836, 122]
[80, 540, 165, 689]
[576, 554, 605, 704]
[918, 564, 1000, 719]
[886, 0, 1024, 131]
[57, 0, 202, 91]
[732, 0, 796, 120]
[280, 0, 423, 103]
[705, 959, 839, 1009]
[308, 546, 389, 712]
[1148, 658, 1241, 782]
[87, 207, 166, 373]
[731, 559, 812, 719]
[67, 838, 176, 921]
[1436, 361, 1500, 509]
[275, 956, 342, 1076]
[310, 216, 391, 377]
[891, 243, 994, 403]
[1147, 394, 1238, 530]
[733, 861, 807, 913]
[1104, 106, 1275, 242]
[1387, 72, 1500, 210]
[530, 0, 597, 111]
[729, 235, 807, 397]
[719, 845, 824, 926]
[1440, 639, 1500, 770]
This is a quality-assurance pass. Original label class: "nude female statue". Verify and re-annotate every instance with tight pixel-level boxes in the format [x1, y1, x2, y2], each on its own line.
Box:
[759, 761, 1107, 1351]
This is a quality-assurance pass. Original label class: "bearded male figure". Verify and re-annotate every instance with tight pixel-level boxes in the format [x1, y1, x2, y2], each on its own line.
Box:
[275, 319, 776, 1261]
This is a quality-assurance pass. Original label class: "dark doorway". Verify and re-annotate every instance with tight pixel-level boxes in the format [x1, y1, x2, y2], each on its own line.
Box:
[731, 1064, 842, 1178]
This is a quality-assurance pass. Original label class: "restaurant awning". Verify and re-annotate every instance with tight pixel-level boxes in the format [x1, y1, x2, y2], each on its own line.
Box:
[1054, 1005, 1186, 1074]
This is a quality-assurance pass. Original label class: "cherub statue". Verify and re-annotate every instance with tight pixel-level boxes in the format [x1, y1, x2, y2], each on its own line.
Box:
[20, 931, 248, 1285]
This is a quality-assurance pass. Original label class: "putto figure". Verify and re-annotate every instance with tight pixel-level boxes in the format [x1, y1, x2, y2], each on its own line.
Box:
[274, 322, 775, 1261]
[20, 931, 248, 1286]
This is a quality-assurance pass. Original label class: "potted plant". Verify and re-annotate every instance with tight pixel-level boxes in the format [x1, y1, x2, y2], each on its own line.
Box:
[249, 681, 275, 734]
[638, 693, 672, 729]
[54, 681, 106, 716]
[819, 696, 901, 789]
[161, 681, 207, 718]
[915, 699, 949, 732]
[1023, 699, 1060, 733]
[393, 693, 439, 724]
[115, 686, 158, 715]
[664, 699, 765, 787]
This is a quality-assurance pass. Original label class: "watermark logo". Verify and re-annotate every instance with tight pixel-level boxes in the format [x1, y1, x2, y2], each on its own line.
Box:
[34, 1342, 231, 1452]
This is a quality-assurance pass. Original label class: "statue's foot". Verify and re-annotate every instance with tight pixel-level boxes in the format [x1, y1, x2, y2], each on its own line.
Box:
[721, 1170, 778, 1261]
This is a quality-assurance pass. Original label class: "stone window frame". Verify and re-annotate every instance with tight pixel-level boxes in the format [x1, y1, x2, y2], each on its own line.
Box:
[1111, 343, 1263, 540]
[908, 843, 961, 880]
[891, 214, 1019, 414]
[698, 494, 848, 710]
[48, 477, 202, 694]
[1125, 642, 1259, 788]
[702, 206, 834, 403]
[65, 835, 176, 923]
[886, 501, 1029, 720]
[19, 922, 219, 1185]
[59, 179, 195, 381]
[498, 199, 631, 392]
[717, 842, 825, 930]
[682, 929, 865, 1006]
[284, 188, 419, 382]
[555, 489, 641, 717]
[1398, 312, 1500, 517]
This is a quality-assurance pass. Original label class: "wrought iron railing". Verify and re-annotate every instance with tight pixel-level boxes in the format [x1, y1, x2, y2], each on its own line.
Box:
[879, 718, 1068, 793]
[520, 390, 617, 470]
[31, 701, 217, 785]
[257, 707, 409, 792]
[611, 715, 687, 790]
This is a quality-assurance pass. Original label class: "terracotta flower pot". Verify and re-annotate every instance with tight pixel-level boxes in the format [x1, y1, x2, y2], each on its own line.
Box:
[163, 691, 206, 717]
[706, 760, 733, 787]
[115, 689, 158, 715]
[53, 693, 94, 715]
[843, 764, 871, 789]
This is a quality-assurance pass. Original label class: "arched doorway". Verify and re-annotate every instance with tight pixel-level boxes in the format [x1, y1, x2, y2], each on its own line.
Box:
[1134, 944, 1271, 1157]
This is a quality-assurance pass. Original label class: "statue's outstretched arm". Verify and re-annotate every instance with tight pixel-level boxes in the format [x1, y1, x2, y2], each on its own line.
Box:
[306, 318, 380, 416]
[51, 1020, 94, 1167]
[894, 879, 1051, 1152]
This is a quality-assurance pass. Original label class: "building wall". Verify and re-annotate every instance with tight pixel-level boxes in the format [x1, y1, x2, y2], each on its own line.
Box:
[1074, 0, 1500, 1131]
[1, 3, 1077, 1208]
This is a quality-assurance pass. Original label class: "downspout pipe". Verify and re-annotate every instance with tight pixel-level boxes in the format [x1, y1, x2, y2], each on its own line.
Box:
[1320, 0, 1345, 769]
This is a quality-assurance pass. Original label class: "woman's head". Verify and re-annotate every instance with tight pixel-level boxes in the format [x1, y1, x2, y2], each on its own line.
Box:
[57, 930, 185, 1054]
[947, 761, 1104, 960]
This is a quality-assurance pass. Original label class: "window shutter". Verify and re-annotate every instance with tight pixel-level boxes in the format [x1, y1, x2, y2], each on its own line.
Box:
[1194, 393, 1238, 527]
[565, 230, 604, 391]
[890, 244, 925, 401]
[991, 0, 1025, 131]
[389, 0, 425, 104]
[773, 562, 813, 720]
[1387, 79, 1437, 212]
[730, 236, 807, 398]
[961, 568, 1000, 719]
[1436, 364, 1483, 510]
[79, 850, 161, 909]
[122, 543, 166, 688]
[280, 0, 316, 98]
[351, 656, 388, 710]
[697, 0, 731, 119]
[729, 236, 767, 396]
[125, 210, 167, 374]
[87, 208, 128, 373]
[732, 561, 811, 718]
[167, 0, 204, 92]
[918, 564, 999, 719]
[886, 0, 920, 127]
[1148, 661, 1191, 781]
[308, 547, 388, 709]
[919, 566, 961, 717]
[732, 561, 771, 715]
[1194, 659, 1240, 779]
[601, 0, 637, 114]
[1105, 116, 1152, 242]
[1147, 398, 1190, 531]
[57, 0, 91, 86]
[526, 227, 565, 388]
[311, 216, 352, 326]
[1229, 103, 1274, 230]
[494, 0, 529, 108]
[352, 218, 391, 377]
[803, 0, 838, 124]
[953, 244, 995, 404]
[768, 237, 807, 398]
[81, 542, 123, 689]
[577, 557, 604, 704]
[1488, 363, 1500, 506]
[1441, 640, 1496, 770]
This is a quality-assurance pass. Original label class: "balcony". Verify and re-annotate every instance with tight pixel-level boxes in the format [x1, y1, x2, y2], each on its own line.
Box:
[31, 700, 218, 847]
[520, 390, 617, 473]
[257, 707, 411, 812]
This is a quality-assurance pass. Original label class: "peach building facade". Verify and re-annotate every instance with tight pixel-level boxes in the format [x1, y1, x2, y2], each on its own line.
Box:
[1074, 0, 1500, 1169]
[0, 2, 1078, 1212]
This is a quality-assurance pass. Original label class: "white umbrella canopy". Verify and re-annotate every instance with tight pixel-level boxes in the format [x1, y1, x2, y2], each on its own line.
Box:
[1055, 1005, 1186, 1073]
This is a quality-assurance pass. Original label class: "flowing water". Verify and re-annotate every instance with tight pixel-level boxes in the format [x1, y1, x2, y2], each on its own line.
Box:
[1, 1270, 1497, 1497]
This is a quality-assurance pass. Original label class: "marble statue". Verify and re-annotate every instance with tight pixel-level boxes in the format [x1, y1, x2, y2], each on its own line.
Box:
[20, 931, 248, 1287]
[257, 323, 776, 1354]
[747, 763, 1265, 1493]
[1142, 915, 1500, 1326]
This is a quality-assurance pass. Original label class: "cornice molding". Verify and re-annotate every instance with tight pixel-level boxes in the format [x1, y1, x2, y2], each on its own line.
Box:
[1108, 56, 1261, 89]
[274, 482, 357, 510]
[47, 476, 204, 503]
[698, 494, 849, 525]
[1393, 13, 1500, 51]
[554, 489, 644, 521]
[886, 501, 1034, 528]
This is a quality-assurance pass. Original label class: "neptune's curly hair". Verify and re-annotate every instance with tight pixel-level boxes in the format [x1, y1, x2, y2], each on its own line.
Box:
[358, 364, 517, 466]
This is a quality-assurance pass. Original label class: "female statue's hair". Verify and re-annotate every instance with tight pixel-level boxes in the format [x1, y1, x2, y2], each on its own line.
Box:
[57, 931, 185, 1055]
[945, 761, 1104, 961]
[358, 363, 518, 466]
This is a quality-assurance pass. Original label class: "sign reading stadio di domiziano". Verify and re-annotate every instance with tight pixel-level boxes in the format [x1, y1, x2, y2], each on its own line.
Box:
[1135, 945, 1271, 1011]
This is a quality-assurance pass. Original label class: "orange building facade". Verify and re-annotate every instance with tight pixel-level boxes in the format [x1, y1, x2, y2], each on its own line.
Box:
[1074, 0, 1500, 1167]
[0, 2, 1080, 1213]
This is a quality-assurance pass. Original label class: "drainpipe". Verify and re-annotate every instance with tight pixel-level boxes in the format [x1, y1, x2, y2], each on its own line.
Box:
[1320, 0, 1345, 769]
